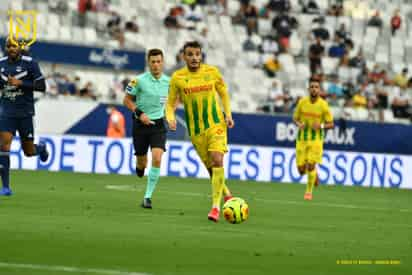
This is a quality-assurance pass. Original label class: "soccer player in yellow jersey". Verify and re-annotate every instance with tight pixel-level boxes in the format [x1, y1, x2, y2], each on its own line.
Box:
[166, 41, 235, 222]
[293, 77, 334, 200]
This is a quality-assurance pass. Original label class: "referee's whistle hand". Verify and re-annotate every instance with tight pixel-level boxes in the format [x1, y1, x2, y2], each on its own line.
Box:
[140, 113, 152, 125]
[168, 120, 177, 131]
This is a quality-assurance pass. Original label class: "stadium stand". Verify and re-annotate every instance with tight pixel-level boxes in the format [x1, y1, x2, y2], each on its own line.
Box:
[2, 0, 412, 123]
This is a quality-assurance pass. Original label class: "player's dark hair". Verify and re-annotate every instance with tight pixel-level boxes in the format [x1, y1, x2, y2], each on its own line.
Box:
[309, 75, 321, 85]
[183, 41, 202, 53]
[147, 48, 163, 60]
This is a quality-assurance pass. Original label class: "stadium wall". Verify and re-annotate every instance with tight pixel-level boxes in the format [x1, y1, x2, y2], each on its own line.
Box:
[0, 37, 146, 70]
[34, 101, 412, 155]
[10, 135, 412, 189]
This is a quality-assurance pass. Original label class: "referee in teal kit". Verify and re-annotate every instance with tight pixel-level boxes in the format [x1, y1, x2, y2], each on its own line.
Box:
[123, 49, 170, 209]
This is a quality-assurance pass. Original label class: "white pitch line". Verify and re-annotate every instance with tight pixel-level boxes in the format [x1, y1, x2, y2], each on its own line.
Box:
[257, 198, 412, 213]
[0, 262, 149, 275]
[105, 185, 142, 191]
[104, 185, 412, 213]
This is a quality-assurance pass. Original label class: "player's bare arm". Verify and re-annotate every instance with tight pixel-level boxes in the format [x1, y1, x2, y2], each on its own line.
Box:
[225, 116, 235, 128]
[312, 121, 334, 130]
[165, 78, 180, 131]
[214, 70, 234, 129]
[165, 97, 178, 131]
[294, 119, 305, 130]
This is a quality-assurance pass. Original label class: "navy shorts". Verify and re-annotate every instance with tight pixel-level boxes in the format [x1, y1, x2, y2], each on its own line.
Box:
[0, 116, 35, 140]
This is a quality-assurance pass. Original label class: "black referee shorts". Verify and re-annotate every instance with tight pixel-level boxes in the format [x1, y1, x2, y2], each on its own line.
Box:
[132, 117, 167, 156]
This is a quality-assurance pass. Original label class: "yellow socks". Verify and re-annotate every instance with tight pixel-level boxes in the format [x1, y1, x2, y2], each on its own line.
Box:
[222, 183, 231, 197]
[211, 167, 225, 209]
[306, 168, 316, 194]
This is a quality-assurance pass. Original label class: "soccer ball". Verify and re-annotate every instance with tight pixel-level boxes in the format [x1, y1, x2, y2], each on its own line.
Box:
[222, 197, 249, 224]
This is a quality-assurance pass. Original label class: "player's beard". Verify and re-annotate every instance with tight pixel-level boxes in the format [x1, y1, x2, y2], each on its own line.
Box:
[310, 90, 319, 100]
[188, 60, 200, 71]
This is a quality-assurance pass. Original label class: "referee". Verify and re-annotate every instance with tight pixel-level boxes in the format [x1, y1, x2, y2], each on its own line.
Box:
[123, 49, 170, 209]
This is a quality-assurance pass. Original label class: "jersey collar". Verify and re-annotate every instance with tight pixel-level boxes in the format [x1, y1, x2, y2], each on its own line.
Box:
[7, 54, 21, 64]
[184, 64, 203, 74]
[148, 72, 166, 82]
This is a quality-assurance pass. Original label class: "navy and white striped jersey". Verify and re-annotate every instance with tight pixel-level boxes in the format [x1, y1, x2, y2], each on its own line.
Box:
[0, 55, 44, 117]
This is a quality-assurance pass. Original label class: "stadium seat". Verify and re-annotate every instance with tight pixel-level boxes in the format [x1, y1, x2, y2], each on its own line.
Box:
[322, 57, 339, 76]
[246, 51, 261, 67]
[59, 26, 72, 42]
[315, 0, 329, 12]
[48, 13, 60, 28]
[289, 31, 303, 57]
[289, 0, 300, 12]
[383, 109, 396, 123]
[72, 27, 85, 44]
[258, 18, 272, 37]
[391, 38, 405, 66]
[278, 53, 296, 75]
[290, 87, 306, 98]
[298, 14, 316, 33]
[0, 21, 5, 36]
[375, 42, 389, 65]
[84, 28, 98, 44]
[338, 66, 351, 82]
[325, 16, 337, 30]
[355, 108, 369, 121]
[227, 0, 240, 17]
[352, 1, 369, 19]
[297, 63, 311, 79]
[337, 16, 352, 30]
[10, 0, 23, 11]
[36, 2, 49, 14]
[45, 25, 59, 41]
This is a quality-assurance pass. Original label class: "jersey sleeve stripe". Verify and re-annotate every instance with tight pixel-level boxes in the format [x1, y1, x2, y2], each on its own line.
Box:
[14, 71, 28, 79]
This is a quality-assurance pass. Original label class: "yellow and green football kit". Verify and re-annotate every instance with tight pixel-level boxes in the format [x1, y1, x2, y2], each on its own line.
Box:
[293, 96, 333, 166]
[166, 64, 232, 209]
[293, 96, 333, 196]
[166, 64, 231, 164]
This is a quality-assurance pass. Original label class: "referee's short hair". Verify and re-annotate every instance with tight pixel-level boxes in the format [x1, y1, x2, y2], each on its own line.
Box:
[147, 48, 163, 60]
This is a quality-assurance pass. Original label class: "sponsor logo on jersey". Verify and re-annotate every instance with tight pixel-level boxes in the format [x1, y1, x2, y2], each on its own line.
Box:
[183, 84, 213, 95]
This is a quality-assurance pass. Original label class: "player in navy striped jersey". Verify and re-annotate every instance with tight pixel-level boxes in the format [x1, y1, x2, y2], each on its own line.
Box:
[0, 38, 49, 196]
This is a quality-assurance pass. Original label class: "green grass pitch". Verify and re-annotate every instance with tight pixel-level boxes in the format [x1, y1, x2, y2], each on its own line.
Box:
[0, 170, 411, 275]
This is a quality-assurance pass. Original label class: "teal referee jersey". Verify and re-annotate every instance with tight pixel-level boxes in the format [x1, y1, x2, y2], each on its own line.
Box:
[126, 72, 170, 120]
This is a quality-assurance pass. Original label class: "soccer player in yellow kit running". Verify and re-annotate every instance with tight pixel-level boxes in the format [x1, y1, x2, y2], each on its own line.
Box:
[293, 77, 334, 200]
[166, 41, 234, 222]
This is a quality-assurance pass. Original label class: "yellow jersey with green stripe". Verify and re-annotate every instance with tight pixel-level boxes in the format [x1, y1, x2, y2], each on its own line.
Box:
[166, 64, 231, 137]
[293, 96, 333, 142]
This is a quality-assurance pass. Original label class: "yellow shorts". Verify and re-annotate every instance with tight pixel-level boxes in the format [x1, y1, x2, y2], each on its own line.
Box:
[190, 124, 228, 168]
[296, 141, 323, 167]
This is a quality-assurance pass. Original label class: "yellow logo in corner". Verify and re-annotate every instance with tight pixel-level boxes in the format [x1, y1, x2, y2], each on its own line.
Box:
[8, 10, 37, 49]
